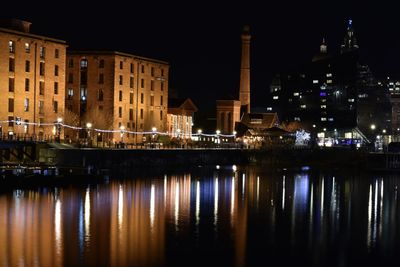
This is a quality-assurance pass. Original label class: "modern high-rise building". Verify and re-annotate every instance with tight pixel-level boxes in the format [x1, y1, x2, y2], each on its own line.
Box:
[269, 20, 391, 145]
[65, 51, 169, 144]
[0, 19, 67, 139]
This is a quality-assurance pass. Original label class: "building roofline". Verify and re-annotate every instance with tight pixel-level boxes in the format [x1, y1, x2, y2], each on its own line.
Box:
[67, 50, 169, 65]
[0, 27, 67, 45]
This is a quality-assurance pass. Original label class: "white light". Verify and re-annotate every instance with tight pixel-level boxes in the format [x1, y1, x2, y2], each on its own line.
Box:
[197, 129, 202, 134]
[382, 129, 386, 134]
[216, 130, 221, 135]
[370, 124, 376, 130]
[57, 117, 63, 123]
[232, 165, 237, 172]
[86, 122, 92, 128]
[152, 127, 157, 132]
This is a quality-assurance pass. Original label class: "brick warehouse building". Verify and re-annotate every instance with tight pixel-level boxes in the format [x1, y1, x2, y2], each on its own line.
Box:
[0, 19, 66, 140]
[65, 51, 169, 144]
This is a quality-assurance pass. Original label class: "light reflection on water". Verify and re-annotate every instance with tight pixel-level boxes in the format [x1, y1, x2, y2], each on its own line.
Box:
[1, 166, 400, 266]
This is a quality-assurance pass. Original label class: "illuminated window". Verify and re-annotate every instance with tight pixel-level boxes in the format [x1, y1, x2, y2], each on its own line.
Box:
[293, 92, 299, 96]
[25, 43, 30, 53]
[9, 41, 15, 53]
[40, 47, 46, 59]
[294, 117, 301, 121]
[67, 89, 74, 99]
[326, 73, 332, 77]
[348, 98, 355, 102]
[313, 80, 319, 84]
[320, 105, 326, 109]
[80, 59, 88, 69]
[327, 79, 332, 84]
[321, 117, 327, 121]
[300, 104, 306, 109]
[273, 95, 279, 100]
[328, 118, 334, 121]
[320, 85, 326, 90]
[267, 107, 272, 111]
[321, 99, 326, 103]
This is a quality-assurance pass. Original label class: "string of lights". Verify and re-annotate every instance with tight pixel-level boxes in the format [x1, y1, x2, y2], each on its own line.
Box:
[0, 120, 236, 138]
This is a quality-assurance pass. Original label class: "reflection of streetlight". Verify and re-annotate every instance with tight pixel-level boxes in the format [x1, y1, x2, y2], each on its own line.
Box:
[86, 122, 92, 146]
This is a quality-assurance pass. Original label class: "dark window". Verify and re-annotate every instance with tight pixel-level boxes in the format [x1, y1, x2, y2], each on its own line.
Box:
[161, 68, 164, 76]
[9, 58, 15, 72]
[55, 49, 59, 58]
[140, 93, 144, 104]
[160, 110, 163, 120]
[120, 61, 123, 69]
[25, 78, 30, 91]
[40, 47, 45, 59]
[39, 82, 45, 95]
[141, 79, 144, 88]
[129, 109, 133, 120]
[98, 89, 104, 101]
[8, 98, 14, 112]
[151, 67, 154, 76]
[9, 78, 14, 92]
[141, 65, 145, 73]
[151, 80, 154, 90]
[40, 62, 45, 76]
[39, 101, 44, 114]
[119, 107, 122, 118]
[119, 91, 123, 101]
[130, 63, 134, 73]
[54, 82, 58, 94]
[25, 60, 30, 72]
[8, 116, 14, 127]
[99, 105, 103, 111]
[161, 82, 164, 91]
[68, 73, 73, 83]
[99, 59, 104, 68]
[140, 109, 143, 119]
[130, 93, 133, 104]
[150, 95, 154, 106]
[55, 65, 59, 76]
[119, 75, 123, 85]
[99, 73, 104, 84]
[130, 77, 134, 88]
[53, 101, 58, 113]
[160, 96, 163, 105]
[68, 58, 73, 67]
[9, 41, 15, 53]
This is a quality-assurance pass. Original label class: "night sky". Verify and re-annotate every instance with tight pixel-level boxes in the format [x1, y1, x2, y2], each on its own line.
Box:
[2, 1, 400, 123]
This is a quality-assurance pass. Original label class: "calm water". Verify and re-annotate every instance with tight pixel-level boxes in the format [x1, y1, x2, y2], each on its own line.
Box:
[1, 165, 400, 267]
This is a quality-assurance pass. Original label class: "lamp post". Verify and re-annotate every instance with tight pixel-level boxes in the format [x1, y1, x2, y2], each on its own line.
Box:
[86, 122, 92, 147]
[56, 117, 63, 142]
[120, 125, 125, 148]
[151, 127, 157, 148]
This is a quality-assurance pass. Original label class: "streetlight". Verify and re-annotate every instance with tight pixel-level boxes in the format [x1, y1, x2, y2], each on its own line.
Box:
[56, 117, 63, 142]
[86, 122, 92, 146]
[370, 124, 376, 130]
[152, 127, 157, 148]
[216, 130, 221, 145]
[177, 128, 181, 148]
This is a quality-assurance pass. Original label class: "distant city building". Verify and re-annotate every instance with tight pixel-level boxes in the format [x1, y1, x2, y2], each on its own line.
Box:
[216, 100, 241, 134]
[269, 20, 391, 145]
[379, 77, 400, 137]
[65, 51, 169, 144]
[0, 19, 67, 139]
[167, 98, 198, 139]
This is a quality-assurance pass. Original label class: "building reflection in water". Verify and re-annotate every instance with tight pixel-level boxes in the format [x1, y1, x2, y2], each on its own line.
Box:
[2, 167, 400, 266]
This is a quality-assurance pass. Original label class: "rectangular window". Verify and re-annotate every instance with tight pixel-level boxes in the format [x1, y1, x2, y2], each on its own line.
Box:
[160, 95, 163, 105]
[160, 82, 164, 91]
[67, 88, 74, 99]
[9, 41, 15, 53]
[141, 65, 145, 73]
[141, 79, 144, 88]
[25, 43, 30, 53]
[55, 49, 59, 58]
[40, 62, 45, 76]
[68, 58, 73, 68]
[99, 59, 104, 68]
[53, 101, 58, 113]
[55, 65, 59, 76]
[8, 116, 14, 127]
[119, 91, 123, 101]
[25, 60, 30, 72]
[98, 89, 103, 101]
[25, 78, 30, 91]
[161, 68, 164, 76]
[54, 82, 58, 94]
[130, 77, 134, 88]
[68, 73, 73, 83]
[9, 58, 15, 72]
[39, 82, 45, 95]
[129, 109, 133, 120]
[118, 107, 122, 118]
[119, 75, 123, 85]
[39, 101, 44, 114]
[273, 96, 279, 100]
[130, 92, 133, 104]
[151, 67, 154, 76]
[141, 93, 144, 104]
[99, 73, 104, 84]
[9, 78, 14, 92]
[150, 95, 154, 106]
[40, 47, 45, 59]
[160, 110, 163, 120]
[8, 98, 14, 112]
[313, 80, 319, 84]
[140, 109, 143, 119]
[120, 61, 123, 69]
[99, 105, 103, 111]
[130, 63, 134, 73]
[24, 98, 29, 111]
[151, 80, 154, 90]
[327, 79, 333, 84]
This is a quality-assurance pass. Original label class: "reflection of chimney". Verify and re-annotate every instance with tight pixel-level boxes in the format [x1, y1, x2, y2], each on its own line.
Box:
[239, 25, 251, 114]
[0, 19, 32, 33]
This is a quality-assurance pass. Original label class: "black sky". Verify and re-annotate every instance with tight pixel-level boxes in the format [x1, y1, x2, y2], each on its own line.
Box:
[2, 1, 400, 121]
